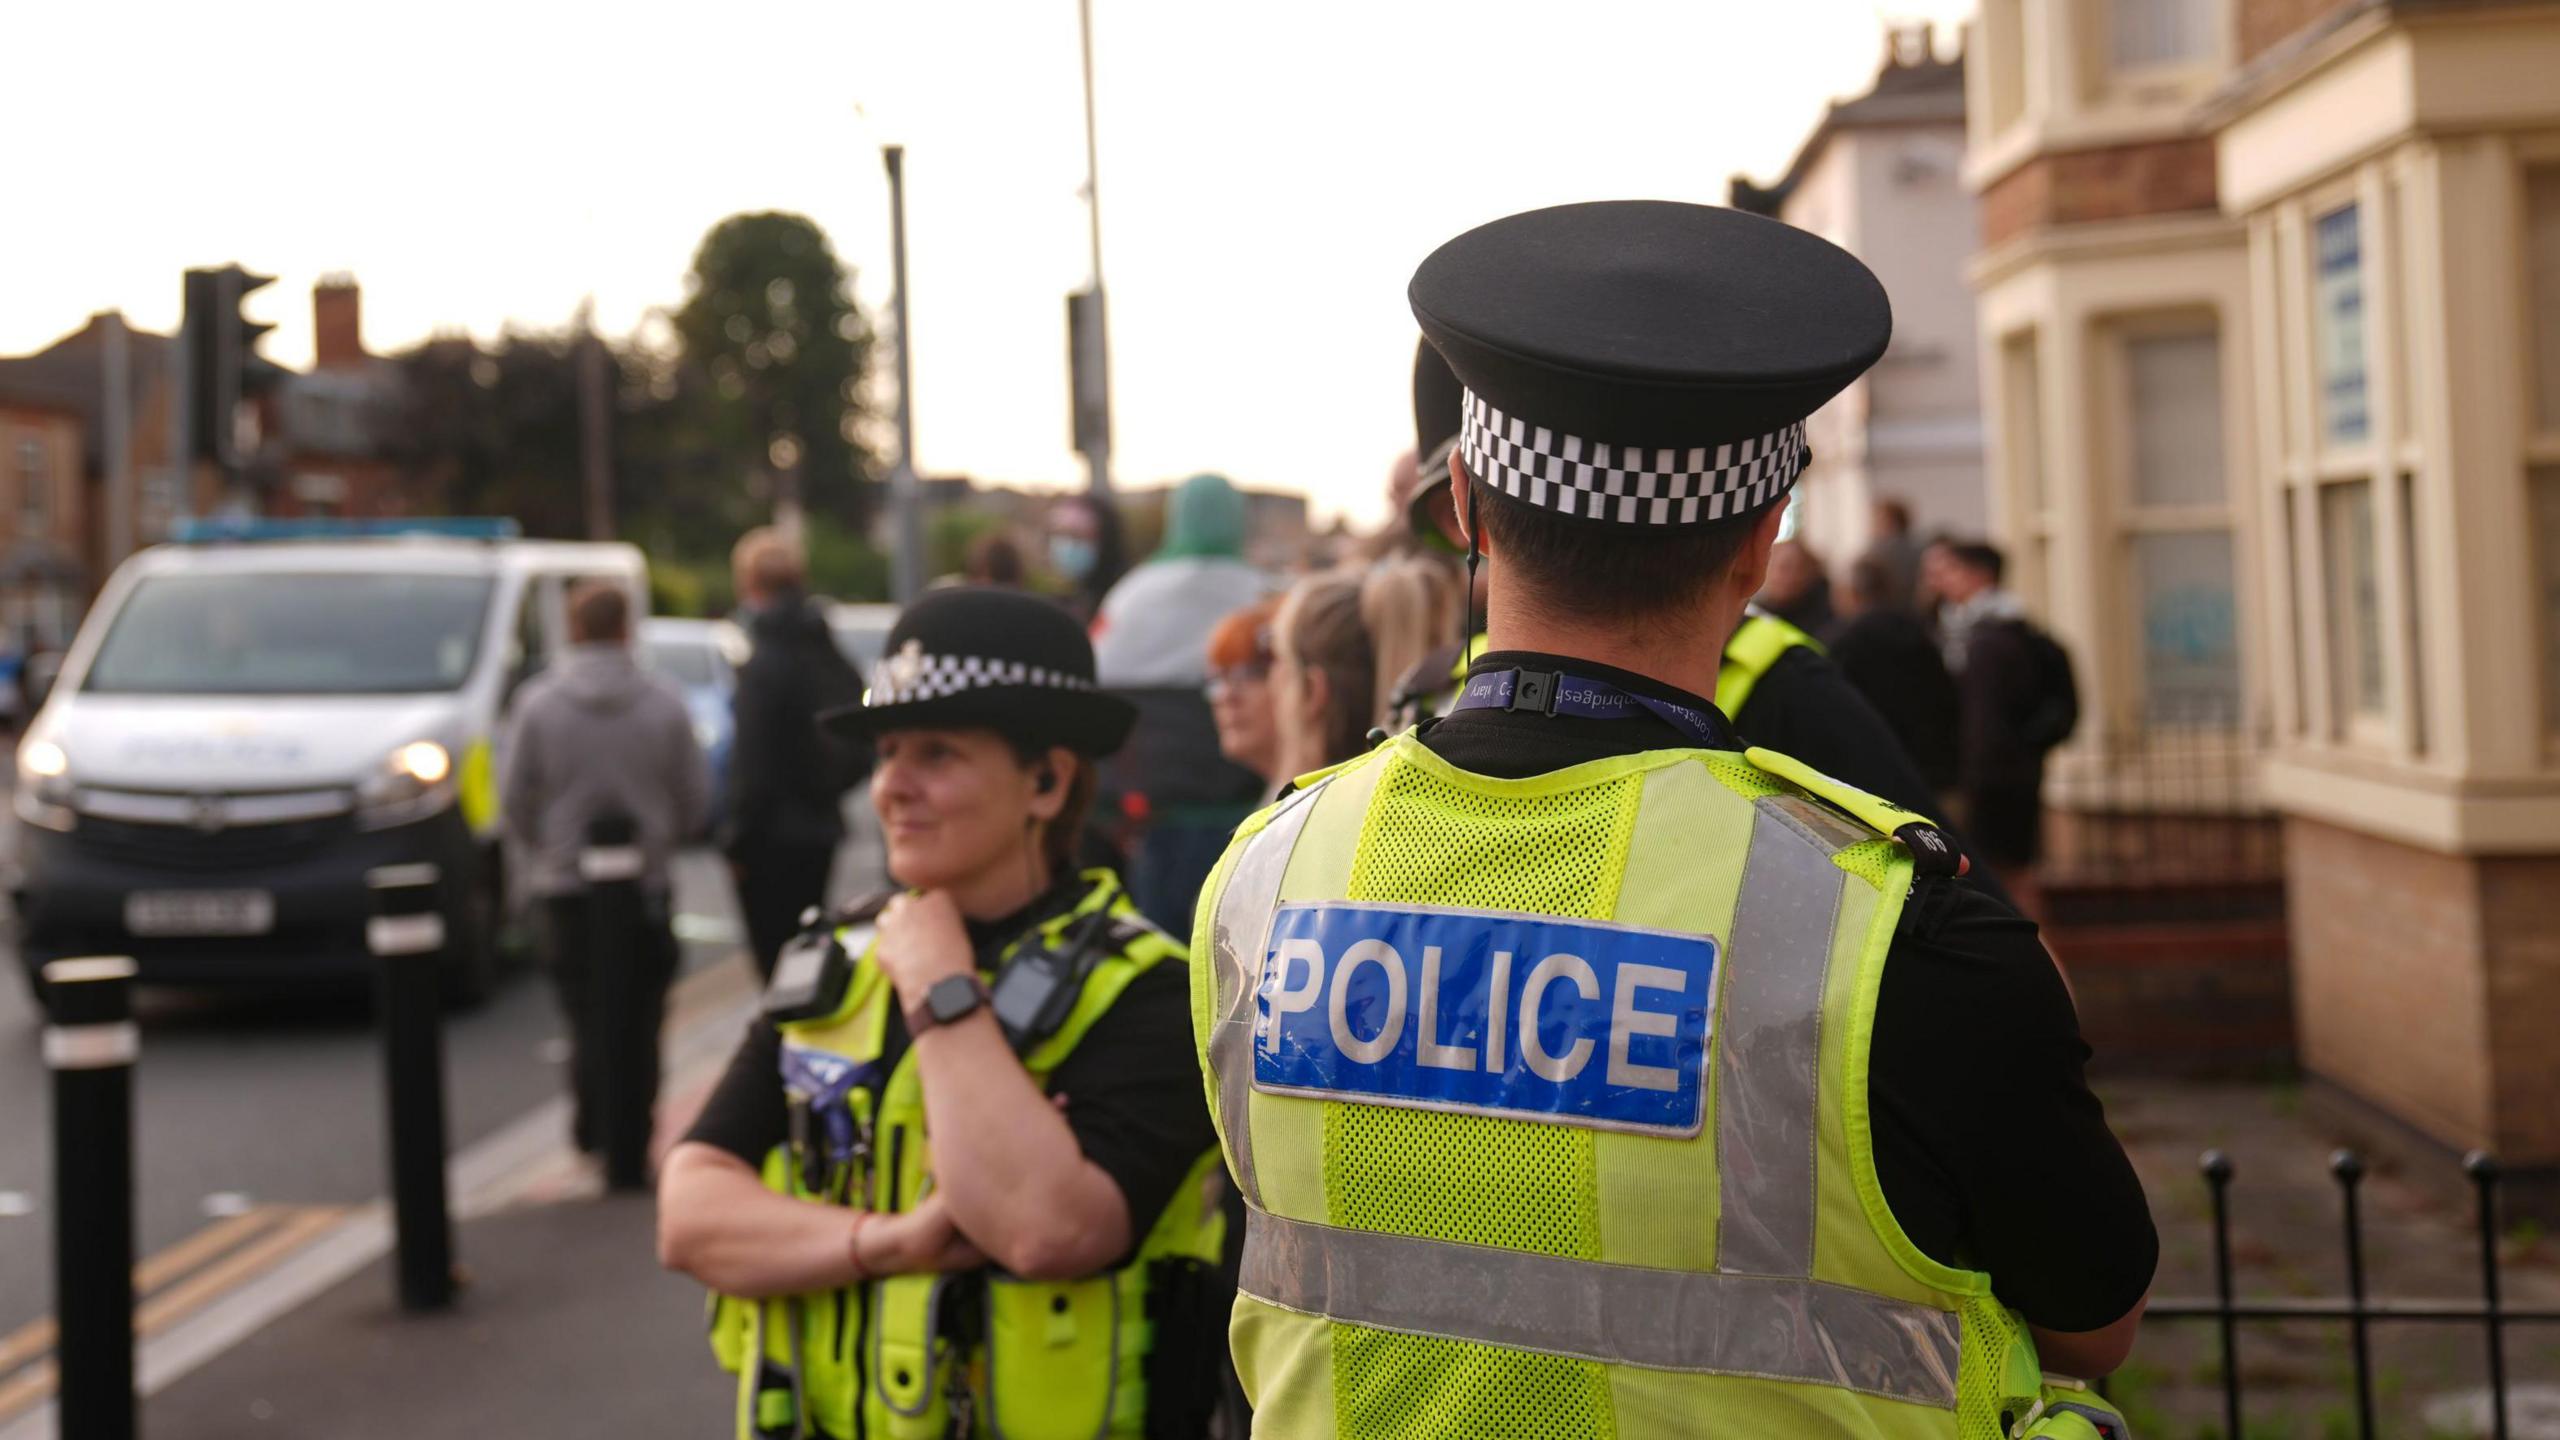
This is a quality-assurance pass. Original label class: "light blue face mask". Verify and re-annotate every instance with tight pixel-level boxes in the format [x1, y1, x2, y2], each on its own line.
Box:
[1049, 535, 1097, 580]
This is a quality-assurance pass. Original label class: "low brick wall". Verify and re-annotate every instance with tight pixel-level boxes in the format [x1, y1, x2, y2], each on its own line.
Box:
[2044, 879, 2296, 1079]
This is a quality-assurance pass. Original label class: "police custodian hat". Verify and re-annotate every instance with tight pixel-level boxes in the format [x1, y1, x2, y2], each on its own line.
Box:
[1409, 200, 1891, 528]
[820, 586, 1136, 756]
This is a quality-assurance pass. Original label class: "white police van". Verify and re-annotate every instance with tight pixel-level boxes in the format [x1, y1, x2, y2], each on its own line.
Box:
[11, 519, 647, 1007]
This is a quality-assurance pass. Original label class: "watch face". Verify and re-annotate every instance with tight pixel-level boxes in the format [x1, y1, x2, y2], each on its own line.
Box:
[926, 975, 984, 1024]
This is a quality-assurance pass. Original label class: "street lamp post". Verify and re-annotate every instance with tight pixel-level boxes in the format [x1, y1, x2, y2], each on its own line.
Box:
[1075, 0, 1114, 500]
[883, 144, 926, 604]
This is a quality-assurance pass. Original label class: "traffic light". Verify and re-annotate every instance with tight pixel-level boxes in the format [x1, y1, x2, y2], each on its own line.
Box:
[182, 264, 284, 471]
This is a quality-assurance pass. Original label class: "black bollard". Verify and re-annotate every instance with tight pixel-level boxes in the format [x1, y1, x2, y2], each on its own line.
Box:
[46, 956, 138, 1440]
[368, 864, 456, 1310]
[581, 814, 652, 1192]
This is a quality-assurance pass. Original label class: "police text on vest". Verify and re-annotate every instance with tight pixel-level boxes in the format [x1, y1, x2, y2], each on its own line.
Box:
[1250, 902, 1716, 1136]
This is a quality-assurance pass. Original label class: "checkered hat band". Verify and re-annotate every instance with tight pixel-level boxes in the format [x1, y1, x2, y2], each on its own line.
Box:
[866, 652, 1096, 706]
[1458, 388, 1807, 525]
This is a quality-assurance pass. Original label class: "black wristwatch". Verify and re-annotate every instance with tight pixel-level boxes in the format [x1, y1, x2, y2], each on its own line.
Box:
[906, 974, 991, 1036]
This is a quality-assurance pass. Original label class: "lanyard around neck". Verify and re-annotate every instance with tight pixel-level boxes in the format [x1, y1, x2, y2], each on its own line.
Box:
[1450, 667, 1734, 750]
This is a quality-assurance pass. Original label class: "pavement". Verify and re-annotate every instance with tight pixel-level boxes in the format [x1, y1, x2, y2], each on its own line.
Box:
[143, 1194, 728, 1440]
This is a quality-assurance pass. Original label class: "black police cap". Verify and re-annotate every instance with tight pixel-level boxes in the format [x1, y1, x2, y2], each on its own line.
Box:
[820, 586, 1135, 757]
[1409, 200, 1890, 527]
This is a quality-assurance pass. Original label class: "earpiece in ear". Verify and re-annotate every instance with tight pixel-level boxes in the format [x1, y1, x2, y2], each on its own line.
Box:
[1036, 766, 1058, 795]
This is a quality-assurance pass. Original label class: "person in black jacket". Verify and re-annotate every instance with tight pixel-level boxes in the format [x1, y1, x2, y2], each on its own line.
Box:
[721, 528, 866, 979]
[1927, 540, 2060, 913]
[1822, 556, 1960, 790]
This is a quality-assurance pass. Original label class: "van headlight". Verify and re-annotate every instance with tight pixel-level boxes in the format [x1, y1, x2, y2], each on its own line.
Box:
[14, 738, 74, 831]
[356, 740, 456, 831]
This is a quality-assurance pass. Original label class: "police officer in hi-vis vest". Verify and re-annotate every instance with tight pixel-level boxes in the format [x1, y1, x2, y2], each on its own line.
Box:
[1194, 203, 2153, 1439]
[661, 587, 1229, 1440]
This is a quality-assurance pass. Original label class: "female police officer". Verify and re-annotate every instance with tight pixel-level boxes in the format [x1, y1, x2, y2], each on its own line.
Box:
[659, 586, 1227, 1440]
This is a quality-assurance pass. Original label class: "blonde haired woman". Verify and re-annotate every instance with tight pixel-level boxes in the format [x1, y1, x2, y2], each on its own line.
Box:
[1270, 557, 1459, 777]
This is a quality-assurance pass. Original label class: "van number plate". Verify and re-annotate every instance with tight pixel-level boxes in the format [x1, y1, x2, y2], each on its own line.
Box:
[126, 890, 276, 938]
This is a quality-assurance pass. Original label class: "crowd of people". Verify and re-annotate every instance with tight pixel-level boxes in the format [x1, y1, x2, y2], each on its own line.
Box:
[1053, 464, 2081, 934]
[504, 198, 2147, 1440]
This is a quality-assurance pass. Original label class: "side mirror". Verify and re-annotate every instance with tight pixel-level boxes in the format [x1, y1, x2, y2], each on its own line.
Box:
[23, 653, 61, 714]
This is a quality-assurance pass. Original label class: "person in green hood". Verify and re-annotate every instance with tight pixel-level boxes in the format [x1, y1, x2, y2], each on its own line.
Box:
[1088, 473, 1275, 933]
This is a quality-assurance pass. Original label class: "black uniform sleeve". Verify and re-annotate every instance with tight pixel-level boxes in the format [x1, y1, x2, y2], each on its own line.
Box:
[682, 1018, 789, 1164]
[1042, 961, 1221, 1251]
[1734, 647, 1944, 820]
[1867, 880, 2157, 1332]
[1741, 648, 2017, 911]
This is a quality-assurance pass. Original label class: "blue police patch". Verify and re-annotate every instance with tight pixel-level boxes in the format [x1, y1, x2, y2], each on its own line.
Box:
[1250, 902, 1716, 1136]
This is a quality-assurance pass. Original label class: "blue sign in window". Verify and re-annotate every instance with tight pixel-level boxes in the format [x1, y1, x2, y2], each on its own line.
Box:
[1251, 902, 1717, 1136]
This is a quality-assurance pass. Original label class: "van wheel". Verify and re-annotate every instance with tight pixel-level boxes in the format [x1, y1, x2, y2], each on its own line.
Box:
[441, 882, 500, 1009]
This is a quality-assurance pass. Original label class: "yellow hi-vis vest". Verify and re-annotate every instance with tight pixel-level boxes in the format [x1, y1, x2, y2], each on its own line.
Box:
[709, 870, 1229, 1440]
[1189, 736, 2057, 1439]
[1715, 610, 1823, 720]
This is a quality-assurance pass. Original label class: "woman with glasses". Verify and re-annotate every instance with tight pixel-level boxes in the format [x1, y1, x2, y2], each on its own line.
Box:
[1202, 596, 1284, 795]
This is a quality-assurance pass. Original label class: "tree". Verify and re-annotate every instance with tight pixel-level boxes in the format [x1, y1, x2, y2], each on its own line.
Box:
[387, 329, 593, 538]
[672, 212, 877, 530]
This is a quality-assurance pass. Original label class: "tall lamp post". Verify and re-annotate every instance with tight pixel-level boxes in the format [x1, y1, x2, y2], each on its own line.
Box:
[883, 144, 926, 604]
[1071, 0, 1114, 500]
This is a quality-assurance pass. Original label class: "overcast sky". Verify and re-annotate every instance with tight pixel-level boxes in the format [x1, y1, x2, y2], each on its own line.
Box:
[1, 0, 1973, 526]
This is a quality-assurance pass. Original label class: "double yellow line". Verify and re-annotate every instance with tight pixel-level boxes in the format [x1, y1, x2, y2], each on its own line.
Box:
[0, 1203, 348, 1425]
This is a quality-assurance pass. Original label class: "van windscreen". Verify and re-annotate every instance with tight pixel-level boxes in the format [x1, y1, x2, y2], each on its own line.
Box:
[83, 572, 497, 695]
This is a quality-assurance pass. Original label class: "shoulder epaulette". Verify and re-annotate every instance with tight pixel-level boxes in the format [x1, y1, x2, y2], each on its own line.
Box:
[1743, 746, 1967, 880]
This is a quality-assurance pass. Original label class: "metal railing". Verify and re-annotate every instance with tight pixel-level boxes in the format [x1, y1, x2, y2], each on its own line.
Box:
[2131, 1149, 2558, 1439]
[2041, 719, 2283, 909]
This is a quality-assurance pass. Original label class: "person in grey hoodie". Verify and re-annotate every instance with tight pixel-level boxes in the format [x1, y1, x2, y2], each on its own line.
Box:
[500, 580, 709, 1160]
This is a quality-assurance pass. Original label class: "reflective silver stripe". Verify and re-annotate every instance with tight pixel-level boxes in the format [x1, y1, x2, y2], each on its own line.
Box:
[44, 1021, 138, 1070]
[1714, 795, 1851, 1279]
[578, 845, 646, 884]
[1240, 1207, 1960, 1409]
[1207, 781, 1329, 1209]
[367, 913, 446, 957]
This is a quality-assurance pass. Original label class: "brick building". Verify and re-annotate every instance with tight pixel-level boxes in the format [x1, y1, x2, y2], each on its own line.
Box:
[0, 311, 209, 634]
[267, 276, 409, 520]
[1968, 0, 2560, 1208]
[1731, 27, 1987, 568]
[0, 393, 88, 652]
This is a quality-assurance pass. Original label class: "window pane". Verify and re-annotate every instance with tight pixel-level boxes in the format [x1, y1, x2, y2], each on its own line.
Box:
[2536, 467, 2560, 735]
[2128, 329, 2225, 508]
[2315, 204, 2370, 446]
[2111, 0, 2215, 69]
[2321, 480, 2384, 720]
[2135, 530, 2240, 726]
[2529, 168, 2560, 435]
